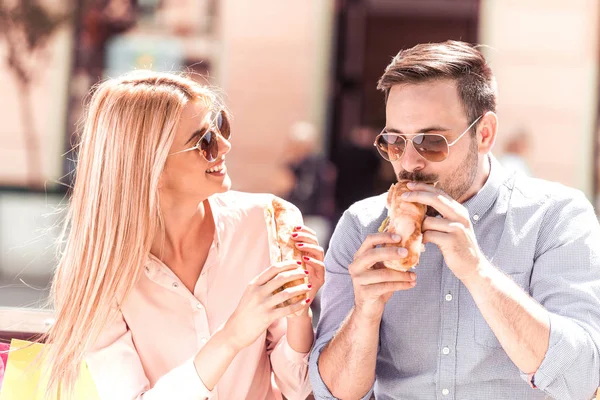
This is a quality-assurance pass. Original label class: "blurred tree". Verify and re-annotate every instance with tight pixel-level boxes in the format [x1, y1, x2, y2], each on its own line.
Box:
[0, 0, 75, 188]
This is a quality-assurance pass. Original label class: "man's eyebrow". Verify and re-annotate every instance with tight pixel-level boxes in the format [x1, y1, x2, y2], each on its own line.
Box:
[185, 126, 208, 145]
[385, 125, 451, 134]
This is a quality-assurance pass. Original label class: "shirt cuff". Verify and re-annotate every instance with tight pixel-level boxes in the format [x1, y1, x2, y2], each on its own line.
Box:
[308, 333, 373, 400]
[518, 313, 579, 391]
[152, 357, 214, 400]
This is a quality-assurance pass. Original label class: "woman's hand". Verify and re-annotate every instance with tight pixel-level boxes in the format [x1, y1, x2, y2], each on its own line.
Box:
[291, 225, 325, 302]
[223, 261, 311, 351]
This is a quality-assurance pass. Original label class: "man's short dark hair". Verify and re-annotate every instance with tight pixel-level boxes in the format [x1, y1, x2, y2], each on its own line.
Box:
[377, 40, 497, 125]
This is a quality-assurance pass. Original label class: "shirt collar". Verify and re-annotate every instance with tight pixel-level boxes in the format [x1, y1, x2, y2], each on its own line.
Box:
[462, 154, 509, 222]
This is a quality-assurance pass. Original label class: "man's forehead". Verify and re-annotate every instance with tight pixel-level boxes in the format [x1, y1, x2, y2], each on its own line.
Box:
[385, 82, 466, 127]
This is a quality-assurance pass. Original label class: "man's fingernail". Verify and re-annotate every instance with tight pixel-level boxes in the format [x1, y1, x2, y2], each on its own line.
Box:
[410, 281, 417, 286]
[397, 248, 408, 256]
[407, 182, 416, 189]
[409, 272, 416, 280]
[391, 234, 401, 241]
[401, 192, 410, 198]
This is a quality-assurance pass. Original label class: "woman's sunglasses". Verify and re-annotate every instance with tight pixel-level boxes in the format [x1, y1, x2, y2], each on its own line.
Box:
[169, 110, 231, 162]
[374, 115, 482, 163]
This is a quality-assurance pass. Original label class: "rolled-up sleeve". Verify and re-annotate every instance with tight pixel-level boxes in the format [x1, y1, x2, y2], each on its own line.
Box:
[308, 210, 374, 400]
[266, 318, 312, 400]
[86, 307, 213, 400]
[524, 191, 600, 400]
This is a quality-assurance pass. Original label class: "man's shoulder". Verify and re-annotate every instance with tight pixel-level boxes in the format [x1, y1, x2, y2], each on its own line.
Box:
[509, 175, 590, 210]
[342, 193, 388, 233]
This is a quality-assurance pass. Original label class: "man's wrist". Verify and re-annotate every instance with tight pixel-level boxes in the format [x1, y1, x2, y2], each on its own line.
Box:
[352, 304, 384, 325]
[460, 259, 495, 289]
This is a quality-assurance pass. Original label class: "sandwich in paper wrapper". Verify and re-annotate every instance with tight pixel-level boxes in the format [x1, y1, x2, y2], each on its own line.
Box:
[265, 196, 309, 307]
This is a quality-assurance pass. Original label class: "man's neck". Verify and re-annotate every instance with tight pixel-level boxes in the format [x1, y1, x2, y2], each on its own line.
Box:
[457, 155, 491, 204]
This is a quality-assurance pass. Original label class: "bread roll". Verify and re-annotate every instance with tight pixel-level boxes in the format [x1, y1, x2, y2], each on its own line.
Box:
[265, 197, 309, 307]
[380, 181, 427, 271]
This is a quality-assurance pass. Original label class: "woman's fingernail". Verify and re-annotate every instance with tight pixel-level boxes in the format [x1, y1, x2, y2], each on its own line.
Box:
[397, 248, 408, 256]
[303, 256, 310, 261]
[297, 243, 304, 247]
[296, 261, 302, 265]
[307, 284, 312, 289]
[295, 226, 302, 231]
[304, 270, 309, 274]
[391, 234, 401, 241]
[305, 298, 311, 304]
[292, 233, 299, 238]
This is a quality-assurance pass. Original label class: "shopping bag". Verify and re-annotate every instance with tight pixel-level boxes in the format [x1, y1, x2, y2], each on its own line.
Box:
[0, 339, 99, 400]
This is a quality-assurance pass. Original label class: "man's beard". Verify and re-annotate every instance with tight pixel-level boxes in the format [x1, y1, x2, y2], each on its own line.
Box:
[397, 137, 479, 215]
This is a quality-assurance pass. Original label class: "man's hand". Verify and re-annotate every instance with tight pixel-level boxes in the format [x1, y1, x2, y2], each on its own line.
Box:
[349, 232, 417, 321]
[401, 182, 485, 282]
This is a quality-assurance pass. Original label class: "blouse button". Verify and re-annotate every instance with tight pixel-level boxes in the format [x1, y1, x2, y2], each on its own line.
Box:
[172, 282, 179, 288]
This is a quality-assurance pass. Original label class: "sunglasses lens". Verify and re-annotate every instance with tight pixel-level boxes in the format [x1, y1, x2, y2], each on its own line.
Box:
[414, 134, 449, 162]
[216, 110, 231, 140]
[200, 130, 218, 162]
[376, 134, 406, 161]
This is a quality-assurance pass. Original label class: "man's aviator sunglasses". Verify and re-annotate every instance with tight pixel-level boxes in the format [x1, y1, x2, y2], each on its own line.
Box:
[374, 115, 482, 163]
[169, 110, 231, 162]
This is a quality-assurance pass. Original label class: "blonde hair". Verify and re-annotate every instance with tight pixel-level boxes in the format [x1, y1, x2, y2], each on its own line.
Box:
[43, 71, 219, 398]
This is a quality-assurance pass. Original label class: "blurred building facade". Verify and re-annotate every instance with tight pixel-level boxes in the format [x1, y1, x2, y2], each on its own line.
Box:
[0, 0, 599, 311]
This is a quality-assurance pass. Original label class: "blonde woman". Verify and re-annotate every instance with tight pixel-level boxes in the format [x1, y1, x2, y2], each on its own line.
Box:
[43, 71, 324, 399]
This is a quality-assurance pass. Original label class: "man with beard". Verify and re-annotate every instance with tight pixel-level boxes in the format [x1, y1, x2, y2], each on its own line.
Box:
[308, 41, 600, 400]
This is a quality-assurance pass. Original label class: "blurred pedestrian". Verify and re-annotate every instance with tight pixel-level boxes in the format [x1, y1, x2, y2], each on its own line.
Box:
[333, 126, 381, 222]
[499, 129, 533, 176]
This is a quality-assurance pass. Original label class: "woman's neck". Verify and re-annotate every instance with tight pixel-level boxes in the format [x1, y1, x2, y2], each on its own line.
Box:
[150, 193, 214, 262]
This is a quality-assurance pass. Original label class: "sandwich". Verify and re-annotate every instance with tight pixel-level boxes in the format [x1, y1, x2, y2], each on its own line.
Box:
[265, 196, 309, 307]
[378, 181, 429, 271]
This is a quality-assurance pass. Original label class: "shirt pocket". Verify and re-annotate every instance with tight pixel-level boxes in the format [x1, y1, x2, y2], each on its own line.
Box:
[473, 271, 531, 348]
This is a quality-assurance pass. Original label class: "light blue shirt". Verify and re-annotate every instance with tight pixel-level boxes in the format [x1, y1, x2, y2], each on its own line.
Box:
[309, 156, 600, 400]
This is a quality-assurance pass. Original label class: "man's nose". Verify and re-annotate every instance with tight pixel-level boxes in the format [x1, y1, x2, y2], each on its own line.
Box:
[399, 140, 426, 172]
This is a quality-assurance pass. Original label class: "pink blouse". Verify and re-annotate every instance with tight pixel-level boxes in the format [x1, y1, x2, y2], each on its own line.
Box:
[86, 191, 312, 400]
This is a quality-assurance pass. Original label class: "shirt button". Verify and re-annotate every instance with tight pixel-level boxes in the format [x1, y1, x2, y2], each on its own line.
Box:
[445, 293, 453, 301]
[472, 214, 480, 221]
[196, 303, 203, 310]
[442, 346, 450, 355]
[172, 282, 179, 288]
[442, 388, 450, 396]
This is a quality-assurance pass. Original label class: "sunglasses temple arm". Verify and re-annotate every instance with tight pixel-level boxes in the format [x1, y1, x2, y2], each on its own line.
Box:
[168, 146, 198, 156]
[448, 115, 483, 147]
